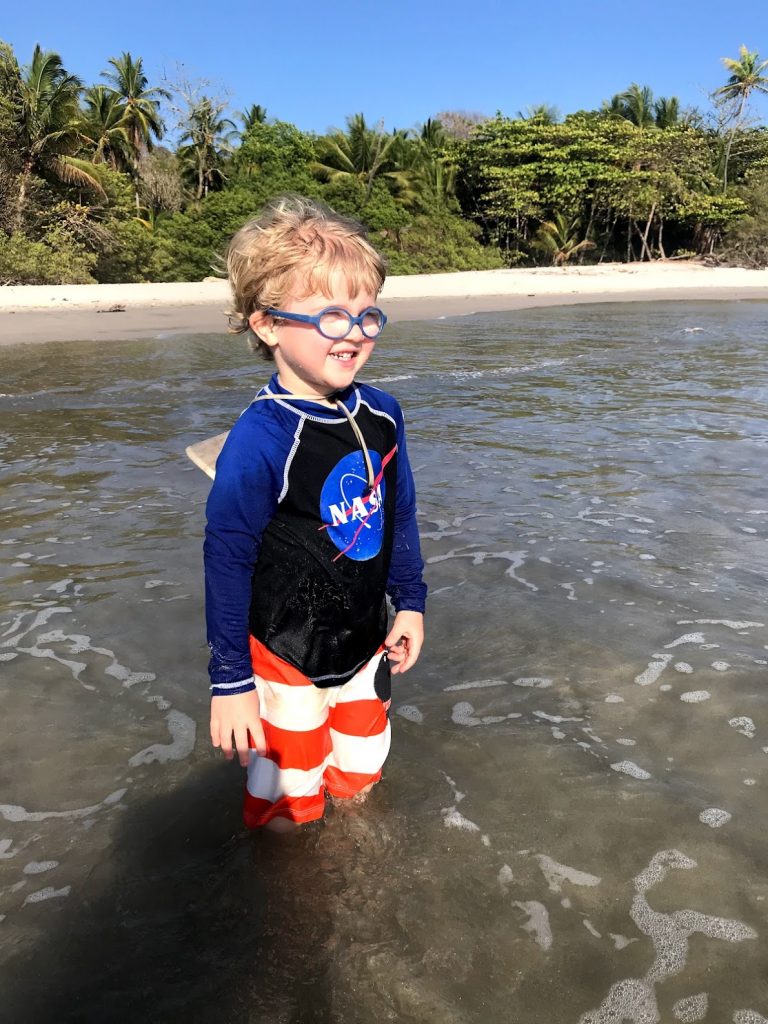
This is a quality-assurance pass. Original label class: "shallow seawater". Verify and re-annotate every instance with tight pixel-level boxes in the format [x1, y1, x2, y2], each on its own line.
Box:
[2, 301, 768, 1023]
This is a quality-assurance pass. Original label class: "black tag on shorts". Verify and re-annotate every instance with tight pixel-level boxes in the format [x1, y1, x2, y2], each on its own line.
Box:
[374, 652, 392, 707]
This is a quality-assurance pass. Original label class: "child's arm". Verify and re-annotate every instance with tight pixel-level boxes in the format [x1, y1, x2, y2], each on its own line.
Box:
[385, 406, 427, 673]
[204, 419, 282, 764]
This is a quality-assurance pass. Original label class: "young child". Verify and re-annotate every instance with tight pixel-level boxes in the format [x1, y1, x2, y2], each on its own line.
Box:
[204, 194, 427, 830]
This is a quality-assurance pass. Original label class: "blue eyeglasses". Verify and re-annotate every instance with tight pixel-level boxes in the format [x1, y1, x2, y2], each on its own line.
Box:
[266, 306, 387, 341]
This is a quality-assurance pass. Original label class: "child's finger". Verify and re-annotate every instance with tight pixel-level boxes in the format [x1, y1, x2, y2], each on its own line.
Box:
[248, 719, 267, 758]
[234, 725, 251, 767]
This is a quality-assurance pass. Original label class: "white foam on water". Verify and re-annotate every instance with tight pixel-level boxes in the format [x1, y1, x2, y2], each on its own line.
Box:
[610, 934, 638, 950]
[512, 677, 553, 688]
[533, 711, 583, 723]
[741, 527, 757, 534]
[396, 705, 424, 723]
[128, 710, 196, 766]
[23, 861, 59, 874]
[639, 554, 656, 561]
[659, 684, 673, 692]
[451, 701, 507, 727]
[498, 864, 514, 891]
[744, 778, 757, 786]
[146, 695, 171, 711]
[535, 854, 601, 893]
[611, 761, 651, 780]
[0, 653, 17, 662]
[665, 633, 706, 649]
[635, 655, 672, 686]
[616, 738, 637, 746]
[444, 678, 508, 692]
[561, 583, 577, 601]
[426, 546, 538, 591]
[551, 728, 565, 739]
[441, 807, 480, 833]
[678, 619, 764, 630]
[605, 694, 624, 703]
[674, 663, 693, 673]
[580, 849, 757, 1024]
[712, 661, 730, 671]
[583, 919, 602, 938]
[734, 1011, 768, 1023]
[729, 717, 756, 739]
[23, 885, 72, 905]
[680, 691, 710, 703]
[673, 993, 708, 1022]
[699, 808, 732, 828]
[513, 900, 553, 950]
[0, 788, 127, 822]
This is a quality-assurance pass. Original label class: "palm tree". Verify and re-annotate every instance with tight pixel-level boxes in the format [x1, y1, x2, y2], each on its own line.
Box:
[80, 85, 133, 171]
[714, 45, 768, 190]
[313, 113, 412, 202]
[177, 96, 237, 199]
[620, 84, 656, 128]
[14, 45, 103, 231]
[409, 118, 457, 209]
[532, 212, 596, 265]
[653, 96, 681, 128]
[101, 52, 168, 159]
[240, 103, 267, 133]
[517, 104, 560, 124]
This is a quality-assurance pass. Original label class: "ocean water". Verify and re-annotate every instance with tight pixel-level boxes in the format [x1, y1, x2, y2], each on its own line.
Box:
[2, 301, 768, 1023]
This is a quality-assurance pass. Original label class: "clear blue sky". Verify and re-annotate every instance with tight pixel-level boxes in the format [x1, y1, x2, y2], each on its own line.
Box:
[5, 0, 768, 133]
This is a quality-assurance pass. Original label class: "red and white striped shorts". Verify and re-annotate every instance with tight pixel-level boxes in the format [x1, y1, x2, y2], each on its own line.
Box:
[244, 637, 392, 828]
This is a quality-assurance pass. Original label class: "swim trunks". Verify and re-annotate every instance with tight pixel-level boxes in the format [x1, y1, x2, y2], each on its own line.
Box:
[244, 637, 392, 828]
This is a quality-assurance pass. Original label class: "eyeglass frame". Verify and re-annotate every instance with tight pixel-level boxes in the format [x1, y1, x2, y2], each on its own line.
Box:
[265, 305, 388, 341]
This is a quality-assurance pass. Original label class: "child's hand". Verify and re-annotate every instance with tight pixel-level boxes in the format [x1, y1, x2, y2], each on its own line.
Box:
[385, 610, 424, 675]
[210, 689, 266, 767]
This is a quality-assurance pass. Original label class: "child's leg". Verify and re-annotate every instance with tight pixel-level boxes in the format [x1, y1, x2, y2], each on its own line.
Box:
[244, 639, 332, 829]
[324, 650, 392, 801]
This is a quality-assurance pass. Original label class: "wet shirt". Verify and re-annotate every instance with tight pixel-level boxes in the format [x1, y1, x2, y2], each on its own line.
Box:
[204, 376, 427, 695]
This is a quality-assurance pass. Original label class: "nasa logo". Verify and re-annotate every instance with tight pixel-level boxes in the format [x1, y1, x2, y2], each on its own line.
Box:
[320, 449, 385, 561]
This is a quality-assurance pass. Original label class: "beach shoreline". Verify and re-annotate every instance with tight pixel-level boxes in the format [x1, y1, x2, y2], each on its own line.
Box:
[1, 262, 767, 345]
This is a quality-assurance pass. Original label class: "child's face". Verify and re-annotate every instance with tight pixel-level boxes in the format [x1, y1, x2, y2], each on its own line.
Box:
[253, 271, 379, 399]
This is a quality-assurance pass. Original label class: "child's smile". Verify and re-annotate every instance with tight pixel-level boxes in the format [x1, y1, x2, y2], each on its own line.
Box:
[254, 271, 380, 400]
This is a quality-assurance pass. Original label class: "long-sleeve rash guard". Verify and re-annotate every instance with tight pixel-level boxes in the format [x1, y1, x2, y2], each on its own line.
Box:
[204, 375, 427, 696]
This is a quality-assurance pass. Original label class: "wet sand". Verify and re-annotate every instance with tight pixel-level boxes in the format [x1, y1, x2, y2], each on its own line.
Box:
[2, 263, 768, 344]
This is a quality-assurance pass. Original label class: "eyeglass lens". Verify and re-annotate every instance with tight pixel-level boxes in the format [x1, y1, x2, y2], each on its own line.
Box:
[318, 309, 384, 339]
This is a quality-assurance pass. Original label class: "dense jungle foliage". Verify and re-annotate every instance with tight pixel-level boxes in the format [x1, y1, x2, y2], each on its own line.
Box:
[1, 41, 767, 284]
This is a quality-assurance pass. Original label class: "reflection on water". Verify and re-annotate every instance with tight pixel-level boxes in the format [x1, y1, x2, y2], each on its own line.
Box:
[2, 302, 768, 1022]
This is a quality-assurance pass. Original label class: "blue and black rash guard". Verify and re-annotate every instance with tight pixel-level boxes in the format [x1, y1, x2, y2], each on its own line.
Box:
[204, 374, 427, 696]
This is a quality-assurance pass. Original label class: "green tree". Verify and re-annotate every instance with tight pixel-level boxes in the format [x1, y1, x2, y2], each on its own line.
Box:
[517, 104, 560, 124]
[101, 52, 169, 158]
[177, 95, 237, 199]
[239, 103, 267, 134]
[80, 85, 133, 170]
[313, 113, 412, 202]
[0, 41, 22, 234]
[14, 45, 103, 231]
[713, 45, 768, 190]
[230, 119, 317, 195]
[532, 212, 595, 264]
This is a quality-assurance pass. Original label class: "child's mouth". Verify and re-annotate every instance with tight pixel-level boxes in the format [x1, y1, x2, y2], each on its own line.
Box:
[330, 352, 355, 362]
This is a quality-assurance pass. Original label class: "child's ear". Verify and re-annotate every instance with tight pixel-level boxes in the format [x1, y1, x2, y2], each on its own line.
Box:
[249, 311, 278, 350]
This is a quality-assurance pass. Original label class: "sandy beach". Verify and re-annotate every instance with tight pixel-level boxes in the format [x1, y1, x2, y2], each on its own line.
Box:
[1, 262, 767, 344]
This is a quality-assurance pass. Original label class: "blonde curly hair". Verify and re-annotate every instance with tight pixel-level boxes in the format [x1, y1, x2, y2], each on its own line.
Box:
[226, 194, 387, 360]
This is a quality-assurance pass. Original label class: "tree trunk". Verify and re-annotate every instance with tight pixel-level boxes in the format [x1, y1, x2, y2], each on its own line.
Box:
[657, 217, 666, 259]
[641, 203, 656, 260]
[14, 161, 33, 233]
[722, 95, 747, 193]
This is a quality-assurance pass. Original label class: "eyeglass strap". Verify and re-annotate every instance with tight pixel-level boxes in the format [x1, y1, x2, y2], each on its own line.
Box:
[253, 392, 375, 491]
